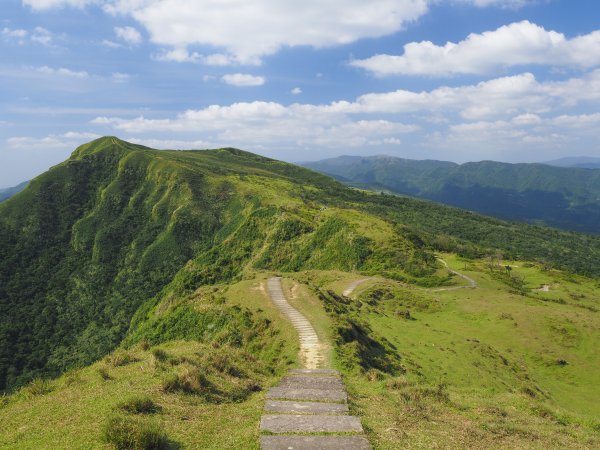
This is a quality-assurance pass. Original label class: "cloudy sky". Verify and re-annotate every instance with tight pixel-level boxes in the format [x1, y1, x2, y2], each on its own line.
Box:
[1, 0, 600, 187]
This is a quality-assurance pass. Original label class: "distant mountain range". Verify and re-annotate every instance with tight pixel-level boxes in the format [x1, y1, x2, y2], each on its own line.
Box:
[301, 155, 600, 233]
[544, 156, 600, 169]
[0, 181, 28, 203]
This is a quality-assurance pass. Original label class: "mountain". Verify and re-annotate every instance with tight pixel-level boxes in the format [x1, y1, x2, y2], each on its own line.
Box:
[302, 155, 600, 233]
[545, 156, 600, 169]
[1, 138, 599, 448]
[0, 181, 28, 202]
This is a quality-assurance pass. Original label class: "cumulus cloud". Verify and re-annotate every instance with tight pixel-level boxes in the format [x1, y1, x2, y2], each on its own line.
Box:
[291, 87, 302, 95]
[114, 25, 142, 45]
[88, 69, 600, 160]
[221, 73, 265, 87]
[103, 0, 429, 64]
[352, 21, 600, 76]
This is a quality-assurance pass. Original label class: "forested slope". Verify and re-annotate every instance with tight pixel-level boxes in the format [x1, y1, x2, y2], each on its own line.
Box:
[302, 155, 600, 233]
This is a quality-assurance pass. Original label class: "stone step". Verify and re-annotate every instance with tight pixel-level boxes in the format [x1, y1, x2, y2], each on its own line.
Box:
[278, 376, 345, 390]
[289, 368, 339, 376]
[260, 435, 371, 450]
[264, 400, 349, 415]
[260, 415, 364, 434]
[266, 387, 347, 403]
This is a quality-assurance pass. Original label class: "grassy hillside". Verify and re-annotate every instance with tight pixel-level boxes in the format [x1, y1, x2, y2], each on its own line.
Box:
[2, 137, 600, 392]
[302, 155, 600, 233]
[290, 258, 600, 449]
[1, 137, 600, 448]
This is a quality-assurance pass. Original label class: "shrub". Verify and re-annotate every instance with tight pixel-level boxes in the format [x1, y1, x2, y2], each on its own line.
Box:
[98, 366, 112, 381]
[102, 415, 170, 450]
[151, 348, 169, 363]
[106, 351, 138, 367]
[162, 366, 209, 395]
[118, 395, 161, 414]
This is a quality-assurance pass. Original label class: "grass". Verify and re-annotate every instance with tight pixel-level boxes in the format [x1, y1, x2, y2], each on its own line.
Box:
[295, 258, 600, 449]
[0, 278, 297, 449]
[102, 415, 171, 449]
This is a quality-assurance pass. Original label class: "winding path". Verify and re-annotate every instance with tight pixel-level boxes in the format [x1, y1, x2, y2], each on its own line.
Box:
[266, 277, 325, 369]
[436, 257, 477, 291]
[261, 277, 371, 449]
[342, 278, 375, 297]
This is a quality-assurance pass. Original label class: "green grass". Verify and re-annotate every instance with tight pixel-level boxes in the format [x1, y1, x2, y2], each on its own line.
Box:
[294, 259, 600, 449]
[0, 278, 297, 449]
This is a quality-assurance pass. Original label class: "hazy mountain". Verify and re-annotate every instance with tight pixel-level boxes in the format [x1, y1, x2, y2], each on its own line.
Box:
[0, 181, 28, 202]
[302, 155, 600, 233]
[544, 156, 600, 169]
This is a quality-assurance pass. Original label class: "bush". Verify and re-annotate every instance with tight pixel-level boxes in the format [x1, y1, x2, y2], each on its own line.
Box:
[102, 415, 170, 450]
[98, 366, 112, 380]
[151, 348, 169, 363]
[118, 395, 161, 414]
[162, 366, 209, 395]
[106, 351, 138, 367]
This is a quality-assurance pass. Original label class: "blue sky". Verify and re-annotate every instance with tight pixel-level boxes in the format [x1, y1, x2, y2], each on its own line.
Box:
[1, 0, 600, 187]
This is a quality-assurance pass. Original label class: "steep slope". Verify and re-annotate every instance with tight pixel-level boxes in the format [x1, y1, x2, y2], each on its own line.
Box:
[302, 155, 600, 233]
[3, 137, 600, 393]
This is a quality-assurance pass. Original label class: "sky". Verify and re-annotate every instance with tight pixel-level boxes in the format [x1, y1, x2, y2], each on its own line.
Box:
[1, 0, 600, 187]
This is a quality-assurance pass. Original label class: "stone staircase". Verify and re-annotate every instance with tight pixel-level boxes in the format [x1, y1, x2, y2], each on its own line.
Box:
[261, 278, 371, 449]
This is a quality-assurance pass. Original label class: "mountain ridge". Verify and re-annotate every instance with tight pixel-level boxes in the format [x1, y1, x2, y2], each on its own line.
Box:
[301, 154, 600, 233]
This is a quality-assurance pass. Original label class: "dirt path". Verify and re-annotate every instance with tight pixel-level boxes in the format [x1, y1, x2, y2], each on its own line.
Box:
[342, 278, 374, 297]
[266, 277, 326, 369]
[435, 257, 477, 291]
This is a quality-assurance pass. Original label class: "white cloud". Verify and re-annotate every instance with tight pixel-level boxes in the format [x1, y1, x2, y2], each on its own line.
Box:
[111, 72, 131, 83]
[461, 0, 533, 7]
[291, 87, 302, 95]
[114, 25, 142, 45]
[221, 73, 265, 87]
[23, 0, 98, 10]
[7, 132, 100, 150]
[101, 39, 122, 48]
[37, 66, 89, 78]
[31, 27, 53, 45]
[2, 27, 28, 39]
[104, 0, 429, 64]
[352, 21, 600, 76]
[2, 26, 53, 46]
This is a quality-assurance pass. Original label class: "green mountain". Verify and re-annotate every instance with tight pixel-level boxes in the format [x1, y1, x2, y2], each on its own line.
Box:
[1, 138, 599, 448]
[301, 155, 600, 233]
[0, 181, 28, 203]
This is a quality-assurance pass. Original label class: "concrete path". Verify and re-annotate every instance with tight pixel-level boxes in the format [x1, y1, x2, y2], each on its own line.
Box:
[436, 257, 477, 291]
[267, 277, 325, 369]
[262, 278, 371, 449]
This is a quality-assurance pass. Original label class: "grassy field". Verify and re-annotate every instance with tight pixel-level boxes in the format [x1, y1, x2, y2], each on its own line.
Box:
[295, 256, 600, 449]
